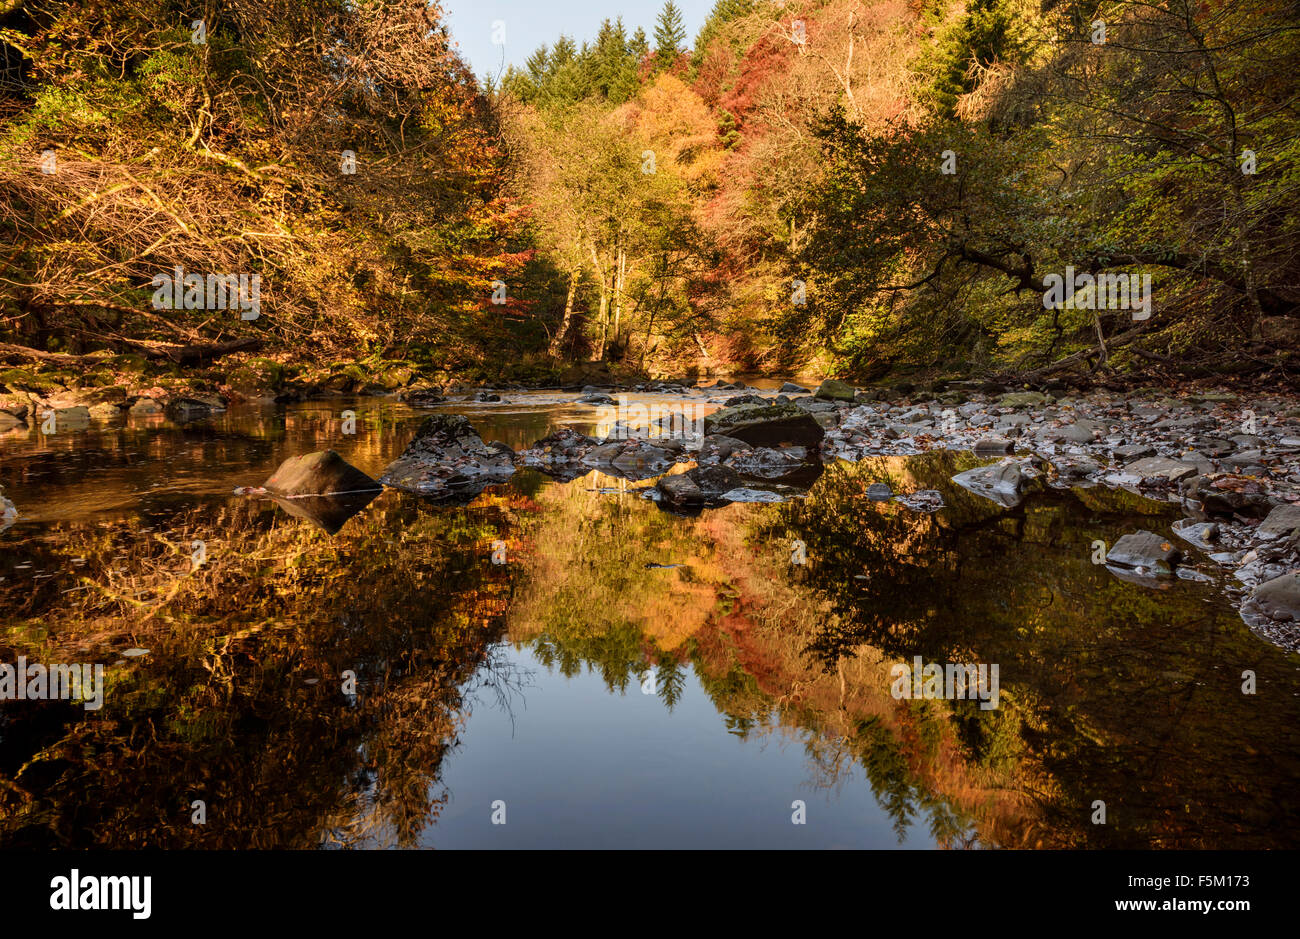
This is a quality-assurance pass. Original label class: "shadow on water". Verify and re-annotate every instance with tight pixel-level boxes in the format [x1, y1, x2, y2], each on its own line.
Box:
[0, 398, 1296, 847]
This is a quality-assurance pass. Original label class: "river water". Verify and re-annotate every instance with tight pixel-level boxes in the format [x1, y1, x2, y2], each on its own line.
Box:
[1, 392, 1297, 848]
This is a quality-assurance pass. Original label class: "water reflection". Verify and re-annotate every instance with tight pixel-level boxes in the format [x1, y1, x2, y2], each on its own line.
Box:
[0, 397, 1297, 848]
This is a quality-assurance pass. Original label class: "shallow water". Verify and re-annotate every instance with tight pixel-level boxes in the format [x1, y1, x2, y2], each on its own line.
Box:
[1, 394, 1298, 849]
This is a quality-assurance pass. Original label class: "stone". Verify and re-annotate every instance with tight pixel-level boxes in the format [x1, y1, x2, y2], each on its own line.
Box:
[779, 382, 810, 394]
[699, 434, 752, 463]
[973, 437, 1015, 454]
[1123, 456, 1199, 483]
[952, 461, 1028, 507]
[866, 482, 892, 501]
[263, 450, 381, 498]
[1113, 444, 1155, 460]
[129, 397, 163, 416]
[1258, 504, 1300, 539]
[1241, 570, 1300, 624]
[703, 402, 824, 448]
[655, 473, 704, 509]
[687, 464, 744, 498]
[1106, 531, 1181, 574]
[815, 379, 856, 402]
[997, 391, 1048, 408]
[380, 415, 516, 494]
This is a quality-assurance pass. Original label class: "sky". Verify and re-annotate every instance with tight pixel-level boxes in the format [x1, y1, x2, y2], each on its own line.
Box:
[441, 0, 714, 84]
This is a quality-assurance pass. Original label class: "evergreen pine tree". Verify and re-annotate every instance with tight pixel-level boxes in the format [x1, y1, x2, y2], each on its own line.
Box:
[652, 1, 687, 66]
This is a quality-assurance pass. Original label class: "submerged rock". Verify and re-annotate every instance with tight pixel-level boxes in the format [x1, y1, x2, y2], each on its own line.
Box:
[263, 450, 381, 498]
[380, 415, 515, 495]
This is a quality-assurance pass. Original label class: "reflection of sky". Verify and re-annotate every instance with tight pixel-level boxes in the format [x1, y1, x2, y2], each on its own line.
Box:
[441, 0, 713, 84]
[417, 642, 935, 849]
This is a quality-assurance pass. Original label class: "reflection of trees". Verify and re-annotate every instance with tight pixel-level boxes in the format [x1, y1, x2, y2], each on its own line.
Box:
[753, 454, 1300, 848]
[0, 489, 525, 848]
[508, 472, 1029, 846]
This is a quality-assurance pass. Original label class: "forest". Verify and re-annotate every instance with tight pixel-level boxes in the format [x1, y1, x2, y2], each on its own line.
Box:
[2, 0, 1298, 396]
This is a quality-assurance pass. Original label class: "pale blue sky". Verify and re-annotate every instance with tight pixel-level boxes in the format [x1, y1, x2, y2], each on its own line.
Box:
[441, 0, 713, 84]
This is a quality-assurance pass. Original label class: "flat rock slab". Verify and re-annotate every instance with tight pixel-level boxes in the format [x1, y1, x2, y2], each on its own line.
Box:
[1257, 504, 1300, 538]
[1124, 456, 1199, 482]
[263, 450, 381, 498]
[1106, 530, 1181, 574]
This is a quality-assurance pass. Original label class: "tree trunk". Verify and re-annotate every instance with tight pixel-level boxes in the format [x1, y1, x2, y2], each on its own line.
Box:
[549, 273, 578, 356]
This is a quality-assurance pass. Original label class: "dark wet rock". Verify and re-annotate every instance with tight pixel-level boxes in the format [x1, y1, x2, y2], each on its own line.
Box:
[687, 464, 744, 499]
[263, 450, 381, 498]
[655, 473, 705, 509]
[1181, 474, 1276, 519]
[866, 482, 892, 501]
[952, 461, 1028, 507]
[1124, 456, 1199, 483]
[517, 428, 601, 479]
[1106, 530, 1181, 574]
[792, 397, 841, 414]
[1113, 443, 1155, 461]
[400, 386, 446, 406]
[470, 391, 502, 403]
[704, 402, 824, 448]
[779, 382, 810, 394]
[973, 436, 1015, 454]
[380, 415, 515, 495]
[723, 393, 768, 407]
[576, 393, 615, 405]
[727, 445, 817, 479]
[165, 396, 225, 423]
[699, 434, 752, 463]
[579, 437, 680, 480]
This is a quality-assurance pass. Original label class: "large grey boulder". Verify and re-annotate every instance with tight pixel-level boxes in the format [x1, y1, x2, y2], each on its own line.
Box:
[703, 402, 824, 448]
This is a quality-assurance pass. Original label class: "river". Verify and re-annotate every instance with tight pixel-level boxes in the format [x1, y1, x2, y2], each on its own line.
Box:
[1, 392, 1297, 848]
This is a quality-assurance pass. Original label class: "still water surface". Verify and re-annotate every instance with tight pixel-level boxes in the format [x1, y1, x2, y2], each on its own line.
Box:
[1, 394, 1297, 848]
